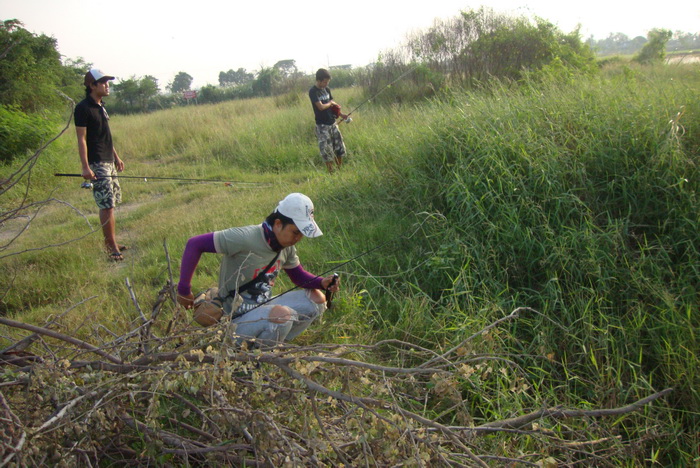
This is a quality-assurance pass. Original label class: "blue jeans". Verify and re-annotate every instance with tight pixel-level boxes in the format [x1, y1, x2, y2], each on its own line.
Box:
[230, 289, 326, 346]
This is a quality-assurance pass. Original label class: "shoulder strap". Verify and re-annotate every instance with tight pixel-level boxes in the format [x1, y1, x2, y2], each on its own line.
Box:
[224, 251, 280, 300]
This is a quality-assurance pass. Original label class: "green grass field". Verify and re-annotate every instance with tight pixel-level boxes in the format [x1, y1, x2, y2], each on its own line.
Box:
[2, 63, 699, 465]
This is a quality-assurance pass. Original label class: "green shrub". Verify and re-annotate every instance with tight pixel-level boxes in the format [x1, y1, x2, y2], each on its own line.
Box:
[0, 105, 55, 163]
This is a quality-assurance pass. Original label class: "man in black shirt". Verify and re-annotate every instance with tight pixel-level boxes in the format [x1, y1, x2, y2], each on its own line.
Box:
[309, 68, 347, 174]
[74, 69, 126, 261]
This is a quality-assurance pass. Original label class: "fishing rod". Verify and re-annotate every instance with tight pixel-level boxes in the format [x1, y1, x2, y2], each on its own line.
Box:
[54, 173, 267, 188]
[225, 236, 395, 311]
[335, 65, 418, 124]
[186, 212, 433, 328]
[222, 231, 404, 317]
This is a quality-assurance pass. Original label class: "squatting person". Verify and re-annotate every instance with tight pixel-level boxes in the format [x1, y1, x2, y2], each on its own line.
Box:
[309, 68, 348, 174]
[176, 193, 340, 346]
[74, 68, 126, 261]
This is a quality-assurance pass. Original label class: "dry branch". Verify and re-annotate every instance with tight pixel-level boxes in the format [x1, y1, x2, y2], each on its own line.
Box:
[0, 317, 122, 364]
[477, 388, 674, 429]
[0, 286, 676, 466]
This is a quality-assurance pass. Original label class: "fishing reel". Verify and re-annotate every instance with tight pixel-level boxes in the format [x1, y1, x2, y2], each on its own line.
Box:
[330, 104, 352, 124]
[330, 103, 342, 118]
[80, 181, 93, 189]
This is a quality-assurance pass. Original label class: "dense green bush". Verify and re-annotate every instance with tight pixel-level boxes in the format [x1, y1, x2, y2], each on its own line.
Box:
[0, 105, 55, 163]
[634, 28, 673, 64]
[326, 67, 357, 88]
[198, 83, 255, 104]
[361, 7, 597, 108]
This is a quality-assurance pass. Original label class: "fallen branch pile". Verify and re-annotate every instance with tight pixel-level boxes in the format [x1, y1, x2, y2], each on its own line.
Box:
[0, 290, 672, 467]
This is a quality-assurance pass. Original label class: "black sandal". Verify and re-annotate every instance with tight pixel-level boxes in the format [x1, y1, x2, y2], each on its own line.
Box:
[109, 252, 124, 262]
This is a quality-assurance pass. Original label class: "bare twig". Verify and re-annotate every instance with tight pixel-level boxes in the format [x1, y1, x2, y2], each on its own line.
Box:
[310, 391, 352, 466]
[163, 238, 177, 304]
[32, 393, 92, 435]
[0, 317, 123, 364]
[0, 390, 26, 468]
[478, 388, 674, 429]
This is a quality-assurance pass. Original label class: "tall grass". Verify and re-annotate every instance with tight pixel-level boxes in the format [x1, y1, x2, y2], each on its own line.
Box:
[1, 63, 699, 464]
[370, 63, 700, 463]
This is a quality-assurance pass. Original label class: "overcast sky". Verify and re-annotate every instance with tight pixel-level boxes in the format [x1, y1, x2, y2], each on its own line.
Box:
[2, 0, 698, 89]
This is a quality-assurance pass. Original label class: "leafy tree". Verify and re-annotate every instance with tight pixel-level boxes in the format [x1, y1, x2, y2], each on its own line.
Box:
[0, 19, 78, 162]
[273, 59, 298, 78]
[59, 57, 92, 102]
[218, 68, 254, 87]
[113, 77, 140, 107]
[168, 71, 193, 93]
[634, 28, 672, 64]
[0, 19, 65, 112]
[139, 75, 159, 103]
[112, 75, 159, 111]
[251, 67, 279, 96]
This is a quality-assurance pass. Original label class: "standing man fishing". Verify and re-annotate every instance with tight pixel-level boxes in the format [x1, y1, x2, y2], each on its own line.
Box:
[74, 68, 126, 262]
[309, 68, 348, 174]
[177, 193, 340, 346]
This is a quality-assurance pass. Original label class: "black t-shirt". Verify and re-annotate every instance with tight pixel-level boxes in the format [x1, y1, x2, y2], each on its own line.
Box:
[74, 96, 114, 164]
[309, 85, 335, 125]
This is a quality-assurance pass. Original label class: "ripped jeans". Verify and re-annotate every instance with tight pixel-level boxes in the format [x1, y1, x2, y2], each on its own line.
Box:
[230, 289, 326, 346]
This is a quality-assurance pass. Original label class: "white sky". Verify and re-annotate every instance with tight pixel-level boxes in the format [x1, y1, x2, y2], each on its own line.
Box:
[1, 0, 698, 89]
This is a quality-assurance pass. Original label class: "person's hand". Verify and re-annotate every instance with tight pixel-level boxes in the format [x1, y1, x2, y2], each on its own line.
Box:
[81, 167, 96, 180]
[177, 292, 194, 309]
[115, 157, 124, 172]
[322, 274, 340, 292]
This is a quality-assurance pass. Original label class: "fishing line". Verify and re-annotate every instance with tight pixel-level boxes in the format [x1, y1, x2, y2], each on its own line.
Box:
[225, 214, 428, 316]
[54, 173, 267, 187]
[222, 236, 397, 318]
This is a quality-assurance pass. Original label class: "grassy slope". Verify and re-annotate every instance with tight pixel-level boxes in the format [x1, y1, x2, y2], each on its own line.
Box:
[1, 64, 699, 463]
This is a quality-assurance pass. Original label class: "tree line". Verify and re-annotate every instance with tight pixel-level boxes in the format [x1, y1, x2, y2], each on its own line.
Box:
[587, 30, 700, 56]
[99, 60, 357, 114]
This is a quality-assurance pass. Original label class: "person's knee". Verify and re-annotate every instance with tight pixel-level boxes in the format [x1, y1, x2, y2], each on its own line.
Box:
[304, 290, 328, 319]
[268, 305, 294, 324]
[307, 289, 326, 304]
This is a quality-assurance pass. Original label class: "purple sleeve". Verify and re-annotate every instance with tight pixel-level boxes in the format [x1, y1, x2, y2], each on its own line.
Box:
[285, 264, 324, 290]
[177, 233, 217, 296]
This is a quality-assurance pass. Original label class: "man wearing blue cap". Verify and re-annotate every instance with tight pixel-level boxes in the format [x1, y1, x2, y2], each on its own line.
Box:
[74, 68, 126, 261]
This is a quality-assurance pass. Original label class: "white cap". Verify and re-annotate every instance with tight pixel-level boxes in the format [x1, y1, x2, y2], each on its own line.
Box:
[84, 68, 115, 86]
[276, 193, 322, 238]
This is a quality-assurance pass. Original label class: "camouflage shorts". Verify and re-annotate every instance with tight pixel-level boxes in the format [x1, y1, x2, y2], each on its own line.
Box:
[89, 162, 121, 209]
[315, 124, 346, 163]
